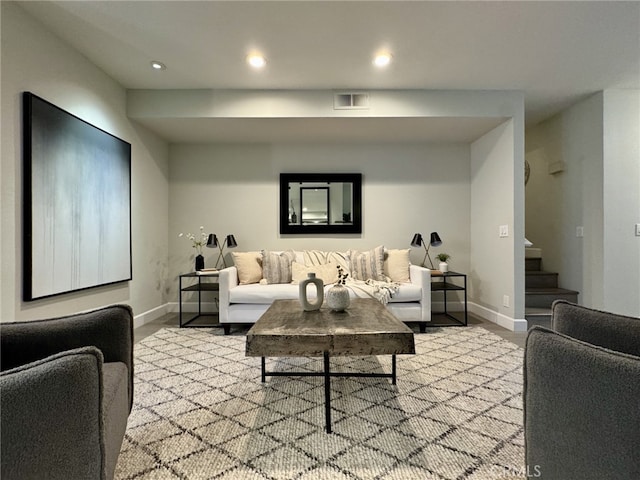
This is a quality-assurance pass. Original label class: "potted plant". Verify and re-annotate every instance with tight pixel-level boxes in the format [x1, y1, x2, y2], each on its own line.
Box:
[435, 253, 451, 273]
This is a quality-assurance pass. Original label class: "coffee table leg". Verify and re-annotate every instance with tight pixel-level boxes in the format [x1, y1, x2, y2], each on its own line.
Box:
[261, 357, 266, 383]
[392, 354, 397, 385]
[324, 351, 332, 433]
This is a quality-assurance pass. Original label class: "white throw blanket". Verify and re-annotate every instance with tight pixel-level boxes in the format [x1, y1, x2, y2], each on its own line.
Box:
[344, 279, 400, 305]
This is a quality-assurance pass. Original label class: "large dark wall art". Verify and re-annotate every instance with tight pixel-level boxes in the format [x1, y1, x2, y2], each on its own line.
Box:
[23, 92, 132, 301]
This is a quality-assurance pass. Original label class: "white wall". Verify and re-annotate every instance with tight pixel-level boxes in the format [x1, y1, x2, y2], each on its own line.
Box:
[602, 90, 640, 316]
[470, 120, 526, 330]
[0, 2, 170, 321]
[168, 142, 471, 299]
[525, 94, 604, 308]
[525, 90, 639, 316]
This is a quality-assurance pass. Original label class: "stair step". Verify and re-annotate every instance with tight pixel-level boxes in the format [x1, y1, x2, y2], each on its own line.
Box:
[525, 271, 559, 288]
[525, 287, 579, 308]
[525, 258, 542, 271]
[525, 307, 552, 329]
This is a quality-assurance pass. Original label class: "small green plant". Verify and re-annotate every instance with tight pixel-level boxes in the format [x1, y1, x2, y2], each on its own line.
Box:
[435, 253, 451, 263]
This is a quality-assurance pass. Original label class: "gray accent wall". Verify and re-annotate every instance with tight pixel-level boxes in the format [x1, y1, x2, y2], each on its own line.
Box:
[1, 2, 170, 321]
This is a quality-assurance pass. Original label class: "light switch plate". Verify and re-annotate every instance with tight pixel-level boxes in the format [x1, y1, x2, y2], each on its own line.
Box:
[499, 225, 509, 237]
[576, 226, 584, 238]
[636, 224, 640, 236]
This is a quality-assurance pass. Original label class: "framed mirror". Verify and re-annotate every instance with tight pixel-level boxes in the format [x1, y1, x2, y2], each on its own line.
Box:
[280, 173, 362, 234]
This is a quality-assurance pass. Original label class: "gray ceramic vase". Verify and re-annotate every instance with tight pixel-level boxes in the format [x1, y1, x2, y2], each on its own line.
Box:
[326, 283, 350, 312]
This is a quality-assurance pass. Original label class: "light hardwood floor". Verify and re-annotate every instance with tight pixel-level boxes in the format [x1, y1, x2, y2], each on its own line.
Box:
[135, 311, 527, 348]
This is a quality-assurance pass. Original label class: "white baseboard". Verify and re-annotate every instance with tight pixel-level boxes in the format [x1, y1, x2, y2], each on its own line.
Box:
[158, 300, 527, 332]
[468, 302, 528, 332]
[133, 304, 170, 329]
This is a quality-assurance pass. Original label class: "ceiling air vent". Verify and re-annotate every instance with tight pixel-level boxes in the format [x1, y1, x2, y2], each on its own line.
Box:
[333, 92, 370, 110]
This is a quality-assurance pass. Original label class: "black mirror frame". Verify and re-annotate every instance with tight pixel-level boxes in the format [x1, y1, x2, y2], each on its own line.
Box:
[280, 173, 362, 234]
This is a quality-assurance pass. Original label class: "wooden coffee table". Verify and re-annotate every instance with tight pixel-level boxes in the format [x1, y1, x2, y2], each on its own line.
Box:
[245, 298, 415, 433]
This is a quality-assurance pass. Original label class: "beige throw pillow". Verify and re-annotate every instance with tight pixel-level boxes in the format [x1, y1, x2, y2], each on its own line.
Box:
[291, 261, 340, 285]
[261, 250, 296, 284]
[349, 245, 385, 281]
[231, 251, 262, 285]
[384, 248, 411, 283]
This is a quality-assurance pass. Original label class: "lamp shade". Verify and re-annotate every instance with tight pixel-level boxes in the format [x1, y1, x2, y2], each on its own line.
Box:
[226, 234, 238, 248]
[410, 233, 423, 247]
[429, 232, 442, 247]
[206, 234, 218, 248]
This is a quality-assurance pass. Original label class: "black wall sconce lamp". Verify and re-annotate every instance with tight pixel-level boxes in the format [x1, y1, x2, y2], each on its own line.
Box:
[410, 231, 442, 269]
[206, 234, 238, 269]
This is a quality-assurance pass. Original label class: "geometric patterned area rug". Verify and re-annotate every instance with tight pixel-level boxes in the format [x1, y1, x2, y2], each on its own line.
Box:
[115, 327, 525, 480]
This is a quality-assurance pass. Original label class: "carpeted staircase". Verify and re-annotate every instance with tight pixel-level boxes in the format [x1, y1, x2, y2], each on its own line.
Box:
[525, 249, 578, 328]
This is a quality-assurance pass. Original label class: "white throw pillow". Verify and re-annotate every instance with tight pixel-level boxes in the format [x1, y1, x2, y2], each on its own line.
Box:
[291, 261, 340, 285]
[303, 250, 350, 275]
[383, 248, 411, 283]
[231, 251, 262, 285]
[349, 245, 385, 281]
[261, 250, 296, 284]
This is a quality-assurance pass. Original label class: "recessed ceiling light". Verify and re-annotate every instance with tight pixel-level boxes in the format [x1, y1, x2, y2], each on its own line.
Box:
[247, 54, 267, 69]
[373, 52, 392, 68]
[150, 61, 166, 70]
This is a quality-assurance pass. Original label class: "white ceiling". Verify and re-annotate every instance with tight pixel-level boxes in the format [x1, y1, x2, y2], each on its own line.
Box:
[19, 1, 640, 143]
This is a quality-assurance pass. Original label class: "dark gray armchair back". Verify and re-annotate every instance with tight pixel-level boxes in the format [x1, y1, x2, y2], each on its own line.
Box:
[0, 304, 134, 410]
[525, 301, 640, 479]
[552, 299, 640, 356]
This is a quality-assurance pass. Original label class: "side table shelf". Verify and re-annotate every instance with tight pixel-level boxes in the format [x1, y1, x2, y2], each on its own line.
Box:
[430, 271, 468, 326]
[179, 272, 229, 333]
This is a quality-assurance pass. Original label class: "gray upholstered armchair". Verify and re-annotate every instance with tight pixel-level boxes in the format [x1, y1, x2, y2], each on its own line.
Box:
[0, 305, 134, 480]
[524, 300, 640, 479]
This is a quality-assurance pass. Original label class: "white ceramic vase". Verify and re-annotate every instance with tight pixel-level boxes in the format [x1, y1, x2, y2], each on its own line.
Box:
[439, 262, 449, 273]
[299, 273, 324, 311]
[326, 283, 350, 312]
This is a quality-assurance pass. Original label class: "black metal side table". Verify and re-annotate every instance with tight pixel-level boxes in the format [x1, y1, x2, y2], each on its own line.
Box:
[179, 272, 229, 333]
[429, 271, 468, 326]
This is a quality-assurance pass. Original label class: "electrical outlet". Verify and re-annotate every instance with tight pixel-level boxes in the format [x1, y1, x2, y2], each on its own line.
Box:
[503, 295, 510, 308]
[576, 226, 584, 238]
[499, 225, 509, 238]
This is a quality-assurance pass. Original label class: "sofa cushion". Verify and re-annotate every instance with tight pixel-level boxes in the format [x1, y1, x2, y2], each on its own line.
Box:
[230, 284, 305, 303]
[261, 250, 295, 284]
[229, 282, 420, 304]
[291, 261, 339, 285]
[384, 248, 411, 283]
[303, 250, 350, 274]
[231, 251, 262, 284]
[349, 245, 386, 281]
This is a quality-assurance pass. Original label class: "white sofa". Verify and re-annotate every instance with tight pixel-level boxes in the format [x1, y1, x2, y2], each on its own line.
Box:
[218, 249, 431, 331]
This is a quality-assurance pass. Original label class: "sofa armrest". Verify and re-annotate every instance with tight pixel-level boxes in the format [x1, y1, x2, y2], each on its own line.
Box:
[524, 327, 640, 479]
[0, 304, 134, 410]
[551, 300, 640, 357]
[1, 347, 106, 480]
[409, 264, 431, 322]
[218, 266, 238, 323]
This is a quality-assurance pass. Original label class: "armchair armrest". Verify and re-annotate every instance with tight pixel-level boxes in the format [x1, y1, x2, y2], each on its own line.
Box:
[218, 266, 238, 323]
[1, 347, 106, 480]
[409, 264, 431, 322]
[0, 304, 134, 410]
